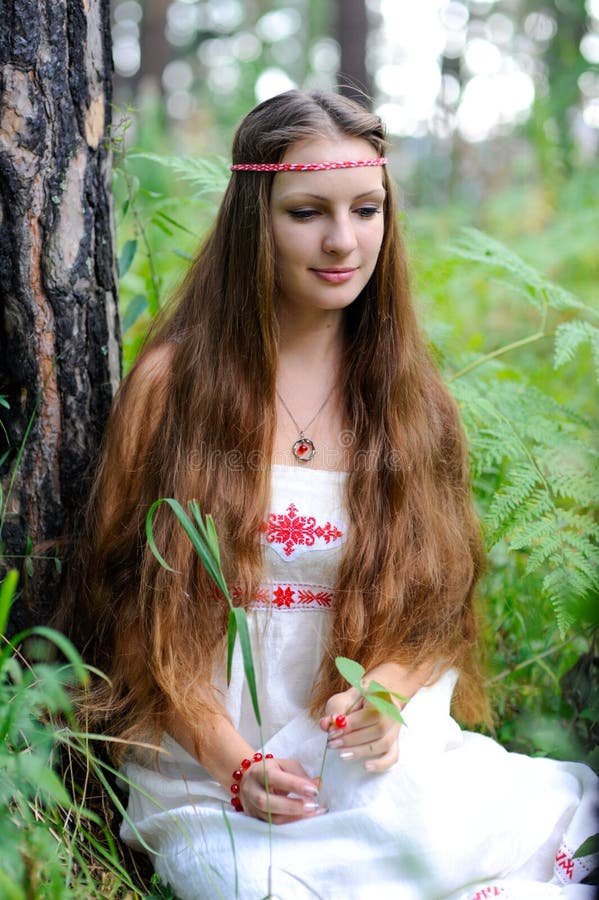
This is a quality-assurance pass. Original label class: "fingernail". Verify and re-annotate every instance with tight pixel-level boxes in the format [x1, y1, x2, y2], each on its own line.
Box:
[303, 784, 319, 796]
[328, 729, 341, 739]
[328, 738, 343, 749]
[303, 801, 319, 811]
[339, 750, 354, 761]
[364, 761, 375, 771]
[314, 806, 328, 816]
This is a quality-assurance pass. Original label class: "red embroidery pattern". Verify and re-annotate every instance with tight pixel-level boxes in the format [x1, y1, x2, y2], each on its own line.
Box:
[554, 843, 590, 883]
[468, 887, 505, 900]
[555, 850, 575, 879]
[231, 583, 335, 610]
[263, 503, 343, 558]
[273, 585, 294, 608]
[268, 583, 335, 609]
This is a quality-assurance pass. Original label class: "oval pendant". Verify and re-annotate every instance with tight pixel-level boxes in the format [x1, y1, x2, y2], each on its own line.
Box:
[292, 436, 316, 462]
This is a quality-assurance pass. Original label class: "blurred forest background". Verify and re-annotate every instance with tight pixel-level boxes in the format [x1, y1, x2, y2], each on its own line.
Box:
[111, 0, 599, 767]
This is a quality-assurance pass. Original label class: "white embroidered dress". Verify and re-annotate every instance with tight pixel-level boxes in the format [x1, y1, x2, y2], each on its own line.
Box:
[121, 464, 598, 900]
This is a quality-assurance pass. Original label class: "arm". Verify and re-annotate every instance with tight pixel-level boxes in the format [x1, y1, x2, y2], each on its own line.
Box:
[318, 660, 435, 773]
[166, 709, 324, 824]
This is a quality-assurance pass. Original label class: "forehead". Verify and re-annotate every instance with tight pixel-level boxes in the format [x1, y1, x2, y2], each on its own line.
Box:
[271, 135, 385, 198]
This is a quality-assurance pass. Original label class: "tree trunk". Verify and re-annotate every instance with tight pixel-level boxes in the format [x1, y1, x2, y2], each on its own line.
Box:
[132, 0, 170, 95]
[0, 0, 120, 633]
[336, 0, 373, 107]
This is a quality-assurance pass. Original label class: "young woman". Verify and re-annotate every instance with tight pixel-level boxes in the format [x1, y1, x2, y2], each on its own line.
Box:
[66, 91, 597, 899]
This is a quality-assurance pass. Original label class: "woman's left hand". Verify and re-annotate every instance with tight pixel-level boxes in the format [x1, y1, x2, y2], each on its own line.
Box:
[319, 686, 401, 773]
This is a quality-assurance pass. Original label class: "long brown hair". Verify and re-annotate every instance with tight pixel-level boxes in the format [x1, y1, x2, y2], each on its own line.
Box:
[64, 90, 488, 762]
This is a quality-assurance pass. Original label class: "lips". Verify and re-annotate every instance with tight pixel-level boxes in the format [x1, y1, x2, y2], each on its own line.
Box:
[310, 267, 358, 284]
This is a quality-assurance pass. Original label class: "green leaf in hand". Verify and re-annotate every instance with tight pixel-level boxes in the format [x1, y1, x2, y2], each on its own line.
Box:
[335, 659, 407, 725]
[335, 656, 365, 690]
[363, 681, 406, 725]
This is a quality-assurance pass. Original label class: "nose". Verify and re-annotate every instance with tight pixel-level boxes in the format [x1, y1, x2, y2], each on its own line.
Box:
[322, 214, 358, 256]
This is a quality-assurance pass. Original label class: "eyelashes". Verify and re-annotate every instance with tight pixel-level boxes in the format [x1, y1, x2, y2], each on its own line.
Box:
[287, 207, 382, 221]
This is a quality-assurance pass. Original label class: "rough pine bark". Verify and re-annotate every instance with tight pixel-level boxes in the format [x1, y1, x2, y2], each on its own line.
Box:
[0, 0, 120, 632]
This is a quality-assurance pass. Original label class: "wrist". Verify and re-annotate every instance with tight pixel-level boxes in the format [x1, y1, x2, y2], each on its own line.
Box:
[230, 751, 274, 812]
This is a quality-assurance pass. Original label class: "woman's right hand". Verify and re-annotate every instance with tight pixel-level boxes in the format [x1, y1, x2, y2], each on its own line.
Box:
[239, 756, 325, 824]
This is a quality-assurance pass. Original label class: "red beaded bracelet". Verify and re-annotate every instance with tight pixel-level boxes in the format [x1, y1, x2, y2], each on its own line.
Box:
[230, 751, 274, 812]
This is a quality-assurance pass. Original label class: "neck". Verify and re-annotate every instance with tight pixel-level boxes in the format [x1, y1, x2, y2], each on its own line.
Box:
[276, 305, 344, 373]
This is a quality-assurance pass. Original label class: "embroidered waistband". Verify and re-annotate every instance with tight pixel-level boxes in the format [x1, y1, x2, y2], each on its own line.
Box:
[230, 582, 335, 610]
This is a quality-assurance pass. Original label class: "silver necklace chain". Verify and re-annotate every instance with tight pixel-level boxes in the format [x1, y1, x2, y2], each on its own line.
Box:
[276, 385, 335, 437]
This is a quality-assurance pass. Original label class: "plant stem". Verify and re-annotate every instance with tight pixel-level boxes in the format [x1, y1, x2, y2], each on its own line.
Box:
[448, 330, 553, 382]
[486, 637, 574, 684]
[317, 699, 361, 788]
[257, 725, 274, 900]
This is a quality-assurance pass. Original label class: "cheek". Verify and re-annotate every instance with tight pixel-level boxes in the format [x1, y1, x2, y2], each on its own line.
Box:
[366, 223, 385, 263]
[272, 222, 299, 269]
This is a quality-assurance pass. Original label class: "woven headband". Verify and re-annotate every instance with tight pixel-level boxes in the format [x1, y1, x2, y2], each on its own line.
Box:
[230, 158, 388, 172]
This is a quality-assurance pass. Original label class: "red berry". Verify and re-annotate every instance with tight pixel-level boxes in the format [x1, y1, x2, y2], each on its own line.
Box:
[230, 783, 240, 794]
[335, 714, 347, 729]
[231, 797, 243, 811]
[241, 758, 252, 770]
[265, 753, 274, 759]
[232, 769, 243, 781]
[253, 752, 263, 763]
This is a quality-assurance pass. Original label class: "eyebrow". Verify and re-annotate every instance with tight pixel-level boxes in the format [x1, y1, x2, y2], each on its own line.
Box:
[278, 188, 387, 202]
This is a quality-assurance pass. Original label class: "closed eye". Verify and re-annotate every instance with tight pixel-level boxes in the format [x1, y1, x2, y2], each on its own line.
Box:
[355, 206, 382, 218]
[288, 209, 320, 220]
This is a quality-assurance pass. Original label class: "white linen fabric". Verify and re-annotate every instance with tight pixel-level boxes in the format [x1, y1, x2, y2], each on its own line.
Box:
[120, 464, 598, 900]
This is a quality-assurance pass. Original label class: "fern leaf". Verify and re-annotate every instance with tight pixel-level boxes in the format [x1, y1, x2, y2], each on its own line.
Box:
[487, 464, 539, 528]
[446, 228, 597, 318]
[554, 320, 599, 382]
[128, 153, 231, 198]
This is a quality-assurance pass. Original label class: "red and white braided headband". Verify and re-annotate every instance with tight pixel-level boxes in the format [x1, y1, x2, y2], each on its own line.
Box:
[230, 158, 388, 172]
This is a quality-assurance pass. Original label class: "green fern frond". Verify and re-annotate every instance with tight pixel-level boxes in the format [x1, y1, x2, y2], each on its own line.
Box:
[524, 532, 571, 572]
[451, 357, 597, 638]
[507, 513, 559, 551]
[446, 227, 597, 318]
[543, 568, 575, 635]
[540, 445, 599, 504]
[488, 465, 540, 526]
[542, 559, 596, 636]
[554, 320, 599, 382]
[128, 152, 231, 198]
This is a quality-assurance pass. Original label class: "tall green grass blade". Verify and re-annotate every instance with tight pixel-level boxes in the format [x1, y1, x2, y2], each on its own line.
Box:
[232, 607, 261, 726]
[0, 868, 24, 900]
[27, 626, 88, 686]
[146, 499, 176, 572]
[147, 498, 222, 588]
[221, 803, 239, 898]
[0, 569, 18, 639]
[149, 499, 261, 724]
[165, 498, 222, 587]
[227, 609, 237, 686]
[205, 514, 222, 566]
